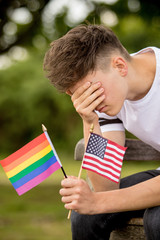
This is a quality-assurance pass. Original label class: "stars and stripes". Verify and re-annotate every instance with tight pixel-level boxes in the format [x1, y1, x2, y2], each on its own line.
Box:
[82, 133, 127, 183]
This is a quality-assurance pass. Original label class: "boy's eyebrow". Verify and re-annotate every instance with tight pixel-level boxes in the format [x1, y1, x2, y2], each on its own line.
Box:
[66, 89, 73, 96]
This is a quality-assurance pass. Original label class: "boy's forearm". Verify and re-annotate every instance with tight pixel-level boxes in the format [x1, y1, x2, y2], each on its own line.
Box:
[93, 176, 160, 214]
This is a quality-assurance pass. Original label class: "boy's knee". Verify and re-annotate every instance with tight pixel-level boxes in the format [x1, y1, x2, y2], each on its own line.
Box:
[71, 211, 96, 239]
[71, 211, 94, 240]
[71, 211, 86, 229]
[144, 206, 160, 239]
[71, 211, 111, 240]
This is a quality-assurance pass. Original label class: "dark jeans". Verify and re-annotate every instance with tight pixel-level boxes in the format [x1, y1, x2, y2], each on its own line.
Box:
[71, 170, 160, 240]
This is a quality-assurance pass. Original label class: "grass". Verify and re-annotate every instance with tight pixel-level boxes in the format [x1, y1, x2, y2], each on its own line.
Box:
[0, 155, 159, 240]
[0, 156, 83, 240]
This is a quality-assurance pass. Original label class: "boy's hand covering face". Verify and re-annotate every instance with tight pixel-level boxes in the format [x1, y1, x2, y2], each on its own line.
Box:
[68, 81, 105, 124]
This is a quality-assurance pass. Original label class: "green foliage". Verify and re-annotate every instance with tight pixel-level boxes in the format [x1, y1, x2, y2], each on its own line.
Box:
[1, 0, 160, 156]
[116, 15, 160, 52]
[0, 159, 159, 240]
[0, 50, 83, 156]
[0, 183, 72, 240]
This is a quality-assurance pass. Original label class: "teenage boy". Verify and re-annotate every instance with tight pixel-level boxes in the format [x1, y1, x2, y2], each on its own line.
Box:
[44, 24, 160, 240]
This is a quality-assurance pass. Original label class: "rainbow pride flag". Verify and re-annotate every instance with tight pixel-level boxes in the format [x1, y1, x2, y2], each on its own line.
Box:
[0, 132, 62, 195]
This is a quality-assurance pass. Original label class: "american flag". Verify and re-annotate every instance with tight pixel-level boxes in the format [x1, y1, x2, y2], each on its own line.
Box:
[82, 133, 127, 183]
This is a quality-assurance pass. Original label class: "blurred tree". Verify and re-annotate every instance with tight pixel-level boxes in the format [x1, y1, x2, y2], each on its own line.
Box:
[1, 0, 160, 54]
[0, 0, 160, 55]
[0, 0, 50, 53]
[0, 0, 160, 156]
[0, 52, 82, 156]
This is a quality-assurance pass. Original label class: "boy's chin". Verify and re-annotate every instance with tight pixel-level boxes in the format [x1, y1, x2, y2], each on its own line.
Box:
[104, 108, 119, 116]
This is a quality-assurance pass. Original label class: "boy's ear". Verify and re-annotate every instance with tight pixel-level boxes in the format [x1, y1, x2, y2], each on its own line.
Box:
[112, 57, 128, 77]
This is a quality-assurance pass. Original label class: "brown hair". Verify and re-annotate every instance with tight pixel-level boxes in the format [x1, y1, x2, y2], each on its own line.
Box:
[43, 24, 130, 92]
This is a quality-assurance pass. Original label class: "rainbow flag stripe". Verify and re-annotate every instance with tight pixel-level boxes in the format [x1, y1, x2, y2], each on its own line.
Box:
[0, 133, 61, 195]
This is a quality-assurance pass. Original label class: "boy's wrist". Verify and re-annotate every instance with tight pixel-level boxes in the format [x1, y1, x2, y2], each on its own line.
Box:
[83, 115, 99, 128]
[91, 192, 106, 214]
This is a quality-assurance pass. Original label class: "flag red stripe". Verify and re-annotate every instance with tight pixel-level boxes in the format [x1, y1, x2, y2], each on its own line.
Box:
[1, 133, 46, 167]
[83, 159, 120, 178]
[82, 165, 119, 183]
[103, 156, 122, 168]
[104, 151, 123, 162]
[106, 146, 124, 158]
[108, 139, 127, 151]
[3, 140, 49, 172]
[84, 153, 122, 168]
[84, 155, 121, 174]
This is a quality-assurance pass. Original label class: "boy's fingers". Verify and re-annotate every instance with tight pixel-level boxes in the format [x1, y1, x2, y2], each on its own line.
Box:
[71, 81, 91, 101]
[59, 188, 74, 196]
[73, 86, 105, 114]
[80, 82, 102, 101]
[61, 178, 78, 188]
[71, 81, 102, 102]
[68, 175, 77, 179]
[88, 94, 105, 110]
[61, 195, 74, 203]
[79, 87, 104, 108]
[77, 94, 105, 116]
[64, 202, 76, 210]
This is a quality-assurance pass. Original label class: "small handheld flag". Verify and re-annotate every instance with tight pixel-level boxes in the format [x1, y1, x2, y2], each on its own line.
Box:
[67, 123, 95, 220]
[82, 132, 127, 183]
[0, 125, 67, 195]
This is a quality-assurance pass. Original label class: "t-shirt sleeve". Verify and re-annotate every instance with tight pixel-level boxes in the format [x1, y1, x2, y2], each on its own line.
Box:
[95, 111, 125, 133]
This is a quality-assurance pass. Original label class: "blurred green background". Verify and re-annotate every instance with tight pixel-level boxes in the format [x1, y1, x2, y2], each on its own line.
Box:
[0, 0, 160, 239]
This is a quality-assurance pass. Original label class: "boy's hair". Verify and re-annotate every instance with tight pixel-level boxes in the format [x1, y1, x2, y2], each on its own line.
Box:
[43, 24, 130, 92]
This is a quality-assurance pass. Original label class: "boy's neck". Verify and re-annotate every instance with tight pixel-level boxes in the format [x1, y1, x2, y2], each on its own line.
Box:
[127, 50, 156, 101]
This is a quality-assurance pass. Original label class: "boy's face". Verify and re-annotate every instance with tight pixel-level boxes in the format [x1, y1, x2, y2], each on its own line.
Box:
[68, 62, 128, 116]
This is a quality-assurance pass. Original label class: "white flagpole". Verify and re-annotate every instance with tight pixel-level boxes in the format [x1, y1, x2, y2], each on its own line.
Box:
[67, 124, 94, 219]
[42, 124, 67, 178]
